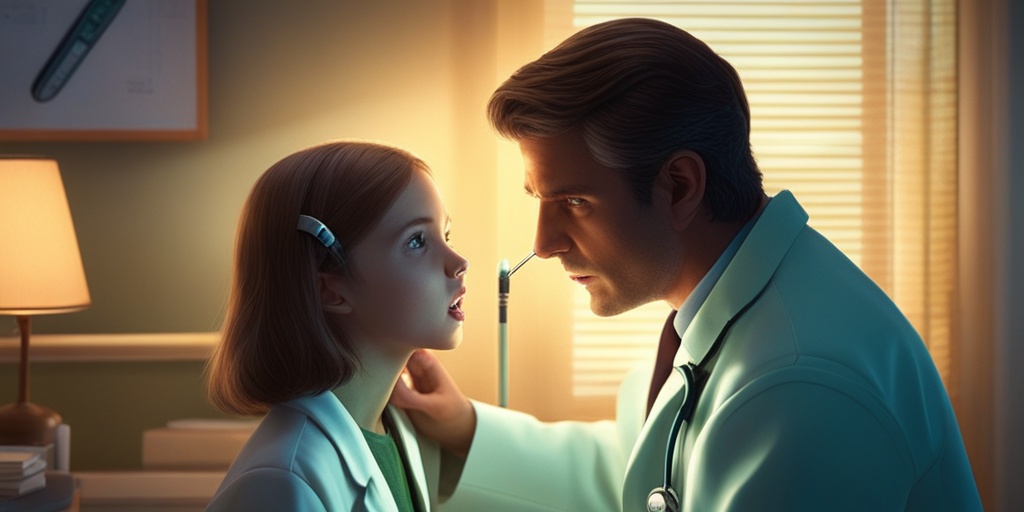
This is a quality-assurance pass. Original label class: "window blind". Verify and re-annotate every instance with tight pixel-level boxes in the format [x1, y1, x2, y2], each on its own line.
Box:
[564, 0, 958, 402]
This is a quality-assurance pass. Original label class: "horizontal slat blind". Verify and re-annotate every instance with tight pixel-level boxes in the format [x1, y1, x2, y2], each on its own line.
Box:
[570, 0, 874, 397]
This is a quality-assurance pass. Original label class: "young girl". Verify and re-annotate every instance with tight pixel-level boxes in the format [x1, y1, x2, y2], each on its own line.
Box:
[205, 141, 469, 511]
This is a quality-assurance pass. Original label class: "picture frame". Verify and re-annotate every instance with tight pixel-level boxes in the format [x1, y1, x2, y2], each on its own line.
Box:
[0, 0, 208, 141]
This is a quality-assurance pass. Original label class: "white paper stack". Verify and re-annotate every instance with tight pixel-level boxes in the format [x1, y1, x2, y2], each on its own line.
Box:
[0, 445, 49, 498]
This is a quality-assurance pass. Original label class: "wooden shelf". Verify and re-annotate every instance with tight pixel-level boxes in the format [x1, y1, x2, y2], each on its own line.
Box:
[0, 333, 219, 363]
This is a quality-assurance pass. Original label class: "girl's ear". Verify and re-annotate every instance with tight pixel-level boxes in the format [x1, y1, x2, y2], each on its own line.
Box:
[318, 273, 353, 315]
[660, 150, 707, 231]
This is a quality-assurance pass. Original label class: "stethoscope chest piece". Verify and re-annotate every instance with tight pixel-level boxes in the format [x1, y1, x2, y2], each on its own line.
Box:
[647, 486, 679, 512]
[646, 363, 697, 512]
[641, 284, 766, 512]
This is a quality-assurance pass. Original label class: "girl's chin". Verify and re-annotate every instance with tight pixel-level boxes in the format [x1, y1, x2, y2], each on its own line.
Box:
[439, 331, 464, 351]
[414, 330, 463, 352]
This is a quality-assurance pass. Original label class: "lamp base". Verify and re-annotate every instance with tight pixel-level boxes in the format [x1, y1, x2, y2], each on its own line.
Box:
[0, 401, 62, 446]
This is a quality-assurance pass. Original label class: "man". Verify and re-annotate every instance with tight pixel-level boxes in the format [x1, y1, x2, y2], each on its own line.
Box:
[391, 17, 981, 511]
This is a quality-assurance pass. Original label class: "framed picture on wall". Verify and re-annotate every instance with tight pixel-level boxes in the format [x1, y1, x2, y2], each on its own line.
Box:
[0, 0, 207, 141]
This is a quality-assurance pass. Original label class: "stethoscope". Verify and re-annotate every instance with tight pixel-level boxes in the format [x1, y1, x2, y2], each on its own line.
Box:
[645, 288, 766, 512]
[645, 362, 702, 512]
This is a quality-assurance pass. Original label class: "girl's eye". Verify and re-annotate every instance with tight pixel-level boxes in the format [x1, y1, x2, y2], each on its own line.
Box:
[407, 233, 426, 250]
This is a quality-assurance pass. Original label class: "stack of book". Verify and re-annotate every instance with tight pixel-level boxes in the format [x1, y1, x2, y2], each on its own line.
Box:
[0, 446, 48, 498]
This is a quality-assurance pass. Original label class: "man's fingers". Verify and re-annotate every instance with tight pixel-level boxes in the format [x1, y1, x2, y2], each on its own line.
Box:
[405, 350, 442, 392]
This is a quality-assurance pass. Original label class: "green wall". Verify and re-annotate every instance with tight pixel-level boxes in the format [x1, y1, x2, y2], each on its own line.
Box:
[0, 361, 233, 470]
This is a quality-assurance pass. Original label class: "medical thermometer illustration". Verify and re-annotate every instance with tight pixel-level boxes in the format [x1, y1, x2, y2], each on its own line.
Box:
[498, 251, 535, 408]
[32, 0, 126, 102]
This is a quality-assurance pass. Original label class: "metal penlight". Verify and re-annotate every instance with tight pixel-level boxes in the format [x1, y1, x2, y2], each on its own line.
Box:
[497, 251, 534, 407]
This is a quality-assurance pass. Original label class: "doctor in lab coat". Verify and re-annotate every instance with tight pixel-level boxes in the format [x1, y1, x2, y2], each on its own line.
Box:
[392, 18, 982, 511]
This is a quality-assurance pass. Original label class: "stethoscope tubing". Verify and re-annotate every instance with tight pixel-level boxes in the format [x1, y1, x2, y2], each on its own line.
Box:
[661, 364, 696, 489]
[649, 285, 769, 510]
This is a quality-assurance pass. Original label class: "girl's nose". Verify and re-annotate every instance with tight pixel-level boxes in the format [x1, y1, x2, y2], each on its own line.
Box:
[449, 249, 469, 278]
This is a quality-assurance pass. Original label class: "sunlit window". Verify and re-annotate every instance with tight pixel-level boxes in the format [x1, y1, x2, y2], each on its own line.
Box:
[557, 0, 958, 403]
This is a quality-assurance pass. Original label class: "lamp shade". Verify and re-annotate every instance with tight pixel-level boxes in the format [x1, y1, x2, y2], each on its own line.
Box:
[0, 157, 91, 315]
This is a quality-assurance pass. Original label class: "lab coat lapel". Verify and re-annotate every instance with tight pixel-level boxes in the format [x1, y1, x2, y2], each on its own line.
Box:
[676, 190, 808, 368]
[388, 406, 436, 511]
[622, 369, 686, 511]
[286, 393, 400, 512]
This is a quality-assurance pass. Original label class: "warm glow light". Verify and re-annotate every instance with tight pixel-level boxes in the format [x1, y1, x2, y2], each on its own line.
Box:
[0, 157, 91, 315]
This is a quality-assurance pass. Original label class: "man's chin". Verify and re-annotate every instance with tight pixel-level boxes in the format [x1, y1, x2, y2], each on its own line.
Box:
[588, 289, 656, 317]
[588, 296, 633, 317]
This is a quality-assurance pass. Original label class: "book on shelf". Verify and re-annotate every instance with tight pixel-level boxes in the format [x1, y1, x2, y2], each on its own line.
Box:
[0, 446, 49, 498]
[0, 457, 45, 479]
[0, 470, 45, 498]
[0, 445, 48, 474]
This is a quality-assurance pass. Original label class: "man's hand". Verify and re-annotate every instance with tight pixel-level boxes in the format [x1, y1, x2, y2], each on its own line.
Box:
[390, 349, 477, 458]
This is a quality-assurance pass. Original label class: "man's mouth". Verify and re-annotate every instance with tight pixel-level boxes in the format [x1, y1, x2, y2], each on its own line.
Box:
[570, 274, 594, 286]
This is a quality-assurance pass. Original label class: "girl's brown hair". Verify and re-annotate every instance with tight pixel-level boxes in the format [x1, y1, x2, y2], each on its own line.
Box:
[206, 141, 428, 415]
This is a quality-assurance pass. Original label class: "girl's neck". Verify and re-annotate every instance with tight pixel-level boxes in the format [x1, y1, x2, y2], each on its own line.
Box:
[332, 346, 411, 435]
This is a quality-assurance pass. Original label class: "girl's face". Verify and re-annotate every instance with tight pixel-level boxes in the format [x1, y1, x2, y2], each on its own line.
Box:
[334, 170, 469, 355]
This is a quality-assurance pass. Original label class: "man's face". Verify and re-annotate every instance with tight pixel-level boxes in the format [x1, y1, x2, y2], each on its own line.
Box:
[521, 129, 682, 316]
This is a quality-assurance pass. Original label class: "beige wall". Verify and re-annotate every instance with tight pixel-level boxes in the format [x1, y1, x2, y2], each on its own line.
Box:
[2, 1, 472, 335]
[0, 0, 582, 470]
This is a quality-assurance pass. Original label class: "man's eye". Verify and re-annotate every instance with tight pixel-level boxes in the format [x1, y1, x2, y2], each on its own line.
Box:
[408, 233, 426, 250]
[566, 197, 587, 207]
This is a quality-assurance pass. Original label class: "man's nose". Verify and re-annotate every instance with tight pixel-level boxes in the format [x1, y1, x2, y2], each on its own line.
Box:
[532, 204, 570, 259]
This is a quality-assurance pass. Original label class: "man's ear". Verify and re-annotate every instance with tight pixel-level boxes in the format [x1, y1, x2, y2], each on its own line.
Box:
[318, 273, 353, 315]
[660, 150, 706, 230]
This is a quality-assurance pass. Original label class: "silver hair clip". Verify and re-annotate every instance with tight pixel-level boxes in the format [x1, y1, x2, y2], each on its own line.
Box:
[297, 214, 345, 264]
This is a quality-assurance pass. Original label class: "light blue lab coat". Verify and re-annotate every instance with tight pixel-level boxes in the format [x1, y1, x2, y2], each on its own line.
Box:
[441, 191, 981, 511]
[207, 392, 438, 512]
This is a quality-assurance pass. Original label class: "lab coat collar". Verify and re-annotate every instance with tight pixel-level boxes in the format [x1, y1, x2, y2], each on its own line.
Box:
[284, 393, 432, 511]
[675, 190, 808, 368]
[623, 191, 809, 510]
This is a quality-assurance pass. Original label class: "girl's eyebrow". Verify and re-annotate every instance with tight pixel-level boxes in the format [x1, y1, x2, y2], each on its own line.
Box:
[394, 213, 452, 234]
[402, 216, 432, 228]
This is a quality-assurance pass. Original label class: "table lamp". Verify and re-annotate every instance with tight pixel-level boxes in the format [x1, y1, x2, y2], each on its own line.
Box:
[0, 156, 90, 447]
